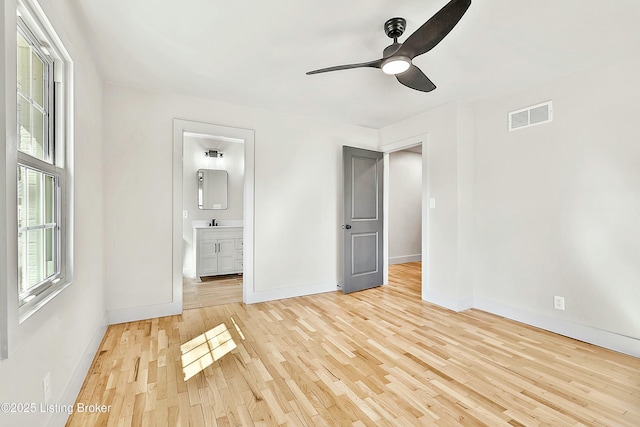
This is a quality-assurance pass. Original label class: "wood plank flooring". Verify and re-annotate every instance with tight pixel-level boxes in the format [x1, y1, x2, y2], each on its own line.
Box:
[183, 275, 243, 309]
[67, 262, 640, 426]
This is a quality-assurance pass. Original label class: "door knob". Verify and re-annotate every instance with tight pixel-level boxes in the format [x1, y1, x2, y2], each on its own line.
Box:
[343, 224, 352, 229]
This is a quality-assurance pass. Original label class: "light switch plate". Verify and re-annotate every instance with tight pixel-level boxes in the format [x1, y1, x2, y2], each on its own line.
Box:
[429, 198, 436, 209]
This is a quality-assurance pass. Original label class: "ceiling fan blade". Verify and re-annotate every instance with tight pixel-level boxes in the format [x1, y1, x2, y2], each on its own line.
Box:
[396, 0, 471, 59]
[306, 59, 382, 75]
[396, 65, 436, 92]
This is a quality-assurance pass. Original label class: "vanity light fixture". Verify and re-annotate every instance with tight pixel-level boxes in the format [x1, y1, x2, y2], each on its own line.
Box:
[205, 150, 223, 158]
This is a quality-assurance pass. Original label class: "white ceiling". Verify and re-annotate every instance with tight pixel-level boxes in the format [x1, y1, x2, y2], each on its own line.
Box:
[70, 0, 640, 129]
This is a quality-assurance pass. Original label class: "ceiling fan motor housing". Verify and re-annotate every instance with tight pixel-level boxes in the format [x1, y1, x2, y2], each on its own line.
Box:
[384, 17, 407, 40]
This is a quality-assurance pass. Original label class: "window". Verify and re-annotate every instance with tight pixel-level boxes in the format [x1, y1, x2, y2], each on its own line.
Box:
[16, 0, 72, 320]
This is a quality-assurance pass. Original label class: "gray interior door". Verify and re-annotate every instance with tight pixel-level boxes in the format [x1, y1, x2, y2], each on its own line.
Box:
[342, 146, 384, 294]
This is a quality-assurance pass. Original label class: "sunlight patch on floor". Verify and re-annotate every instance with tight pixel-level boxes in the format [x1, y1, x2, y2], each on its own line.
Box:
[180, 323, 237, 381]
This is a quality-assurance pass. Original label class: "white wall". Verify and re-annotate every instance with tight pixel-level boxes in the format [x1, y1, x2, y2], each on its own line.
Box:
[182, 136, 244, 277]
[0, 0, 106, 426]
[472, 56, 640, 353]
[388, 150, 422, 264]
[103, 83, 378, 317]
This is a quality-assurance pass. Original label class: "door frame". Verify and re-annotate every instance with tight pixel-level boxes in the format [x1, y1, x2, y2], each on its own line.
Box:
[172, 119, 255, 307]
[379, 133, 430, 299]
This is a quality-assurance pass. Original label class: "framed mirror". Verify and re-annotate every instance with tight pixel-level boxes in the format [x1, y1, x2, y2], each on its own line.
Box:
[198, 169, 228, 209]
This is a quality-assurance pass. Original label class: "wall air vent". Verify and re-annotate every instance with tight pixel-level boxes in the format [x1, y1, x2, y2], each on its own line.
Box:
[508, 101, 553, 131]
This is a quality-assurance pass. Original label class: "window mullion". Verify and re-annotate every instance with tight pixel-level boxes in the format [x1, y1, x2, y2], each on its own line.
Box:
[39, 172, 45, 283]
[29, 43, 35, 158]
[24, 169, 29, 294]
[43, 54, 50, 163]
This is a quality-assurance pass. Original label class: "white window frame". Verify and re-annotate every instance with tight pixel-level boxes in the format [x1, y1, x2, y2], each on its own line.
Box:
[15, 0, 73, 323]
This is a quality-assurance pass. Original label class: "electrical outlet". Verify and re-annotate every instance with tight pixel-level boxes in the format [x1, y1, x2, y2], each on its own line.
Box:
[183, 210, 189, 219]
[43, 373, 52, 404]
[554, 296, 565, 311]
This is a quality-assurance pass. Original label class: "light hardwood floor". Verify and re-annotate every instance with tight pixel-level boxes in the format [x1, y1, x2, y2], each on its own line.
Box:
[68, 262, 640, 426]
[183, 275, 243, 310]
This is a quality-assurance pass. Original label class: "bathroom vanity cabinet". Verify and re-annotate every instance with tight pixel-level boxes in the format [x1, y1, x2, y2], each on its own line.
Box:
[194, 226, 243, 279]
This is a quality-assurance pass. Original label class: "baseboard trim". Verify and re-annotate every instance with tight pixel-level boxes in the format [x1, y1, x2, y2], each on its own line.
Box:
[389, 254, 422, 265]
[473, 297, 640, 358]
[107, 301, 182, 325]
[423, 293, 639, 357]
[245, 281, 339, 304]
[423, 290, 473, 312]
[48, 315, 108, 427]
[106, 280, 340, 323]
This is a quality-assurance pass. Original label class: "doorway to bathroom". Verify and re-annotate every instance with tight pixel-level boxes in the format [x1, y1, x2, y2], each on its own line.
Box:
[182, 133, 244, 308]
[172, 120, 255, 311]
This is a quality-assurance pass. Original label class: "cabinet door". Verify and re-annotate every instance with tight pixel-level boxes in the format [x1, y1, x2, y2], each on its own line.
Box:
[217, 239, 236, 273]
[200, 240, 217, 256]
[199, 240, 218, 275]
[217, 253, 236, 273]
[218, 239, 235, 254]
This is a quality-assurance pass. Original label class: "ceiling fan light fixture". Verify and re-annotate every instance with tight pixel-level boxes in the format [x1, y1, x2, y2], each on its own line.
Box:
[381, 56, 411, 75]
[305, 0, 472, 92]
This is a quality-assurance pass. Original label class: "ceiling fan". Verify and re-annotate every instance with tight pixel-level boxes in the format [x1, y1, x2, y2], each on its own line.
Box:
[306, 0, 471, 92]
